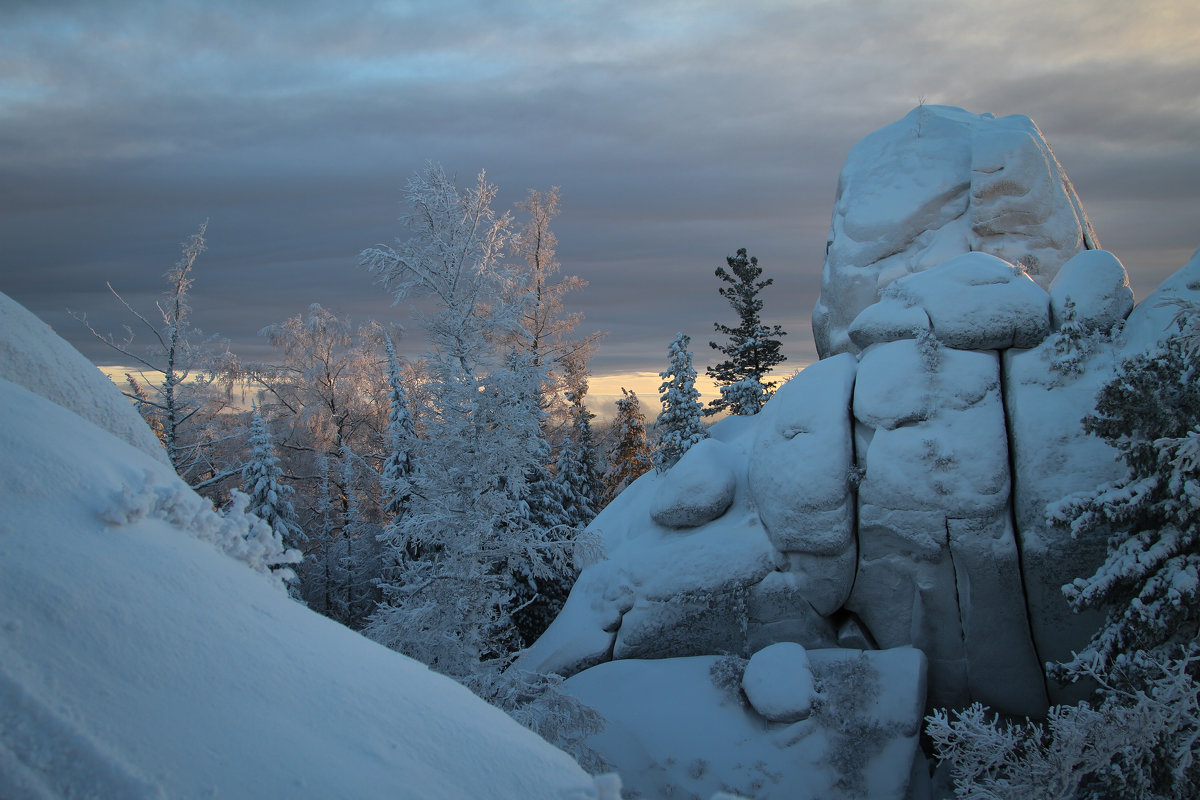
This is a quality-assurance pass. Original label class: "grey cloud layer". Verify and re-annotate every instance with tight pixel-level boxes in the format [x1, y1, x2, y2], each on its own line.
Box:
[1, 0, 1196, 373]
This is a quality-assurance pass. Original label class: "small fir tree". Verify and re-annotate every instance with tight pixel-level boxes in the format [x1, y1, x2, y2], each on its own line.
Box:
[553, 358, 602, 527]
[655, 332, 707, 471]
[380, 334, 416, 527]
[603, 389, 653, 502]
[706, 247, 787, 416]
[240, 405, 304, 552]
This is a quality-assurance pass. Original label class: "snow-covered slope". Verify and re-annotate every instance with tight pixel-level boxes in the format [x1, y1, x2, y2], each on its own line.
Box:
[0, 291, 168, 464]
[0, 370, 594, 796]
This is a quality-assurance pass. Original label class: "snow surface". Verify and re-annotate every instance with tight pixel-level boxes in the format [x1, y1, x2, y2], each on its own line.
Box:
[0, 370, 596, 799]
[0, 291, 168, 464]
[562, 649, 928, 800]
[813, 105, 1097, 358]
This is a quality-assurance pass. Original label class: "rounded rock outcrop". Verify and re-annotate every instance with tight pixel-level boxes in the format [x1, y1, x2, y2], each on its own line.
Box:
[649, 438, 737, 529]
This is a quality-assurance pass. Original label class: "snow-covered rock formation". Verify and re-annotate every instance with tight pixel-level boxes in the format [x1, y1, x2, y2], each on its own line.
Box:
[525, 106, 1198, 798]
[813, 105, 1097, 359]
[0, 292, 596, 800]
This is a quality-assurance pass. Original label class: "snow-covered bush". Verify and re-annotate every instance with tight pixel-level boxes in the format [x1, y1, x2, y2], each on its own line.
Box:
[103, 473, 301, 589]
[928, 655, 1200, 800]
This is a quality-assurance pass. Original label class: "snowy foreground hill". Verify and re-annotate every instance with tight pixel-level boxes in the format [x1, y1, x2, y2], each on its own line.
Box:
[0, 293, 598, 799]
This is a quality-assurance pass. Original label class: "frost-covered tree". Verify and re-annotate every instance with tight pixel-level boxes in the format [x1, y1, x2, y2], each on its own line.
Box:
[928, 654, 1200, 800]
[380, 334, 416, 528]
[603, 389, 653, 502]
[655, 332, 707, 471]
[360, 164, 573, 674]
[75, 221, 240, 494]
[241, 406, 304, 553]
[1048, 331, 1200, 679]
[553, 357, 602, 527]
[706, 247, 787, 416]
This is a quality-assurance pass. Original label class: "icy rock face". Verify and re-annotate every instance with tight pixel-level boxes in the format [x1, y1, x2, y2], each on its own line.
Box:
[528, 109, 1169, 739]
[740, 642, 817, 723]
[650, 438, 737, 528]
[848, 339, 1047, 713]
[1120, 245, 1200, 355]
[0, 291, 169, 465]
[814, 105, 1097, 358]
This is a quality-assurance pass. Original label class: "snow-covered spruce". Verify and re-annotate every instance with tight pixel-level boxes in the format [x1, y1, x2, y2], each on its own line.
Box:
[654, 332, 707, 471]
[240, 405, 304, 552]
[706, 247, 787, 416]
[603, 388, 653, 502]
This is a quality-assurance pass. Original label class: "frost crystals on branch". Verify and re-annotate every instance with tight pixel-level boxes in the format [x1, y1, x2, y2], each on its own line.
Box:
[655, 332, 707, 471]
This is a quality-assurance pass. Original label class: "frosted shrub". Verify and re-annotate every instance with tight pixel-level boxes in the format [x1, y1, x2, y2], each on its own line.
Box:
[811, 654, 898, 796]
[103, 472, 300, 589]
[709, 654, 750, 706]
[470, 669, 608, 775]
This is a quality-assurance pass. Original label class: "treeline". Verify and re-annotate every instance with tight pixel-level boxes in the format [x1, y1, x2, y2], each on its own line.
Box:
[83, 163, 789, 760]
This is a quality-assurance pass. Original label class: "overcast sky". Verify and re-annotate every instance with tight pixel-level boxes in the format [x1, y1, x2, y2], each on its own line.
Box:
[2, 0, 1197, 405]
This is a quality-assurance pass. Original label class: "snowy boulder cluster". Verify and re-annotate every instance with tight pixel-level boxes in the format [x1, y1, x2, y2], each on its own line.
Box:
[0, 292, 600, 799]
[523, 106, 1200, 796]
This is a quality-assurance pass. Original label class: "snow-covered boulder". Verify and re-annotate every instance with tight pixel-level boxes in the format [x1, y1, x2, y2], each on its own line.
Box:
[518, 417, 782, 675]
[650, 438, 737, 528]
[848, 298, 930, 349]
[813, 105, 1097, 358]
[563, 649, 928, 800]
[848, 339, 1047, 714]
[1049, 249, 1134, 332]
[0, 373, 594, 800]
[880, 252, 1050, 350]
[0, 291, 168, 465]
[741, 642, 817, 723]
[748, 353, 858, 614]
[1120, 245, 1200, 354]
